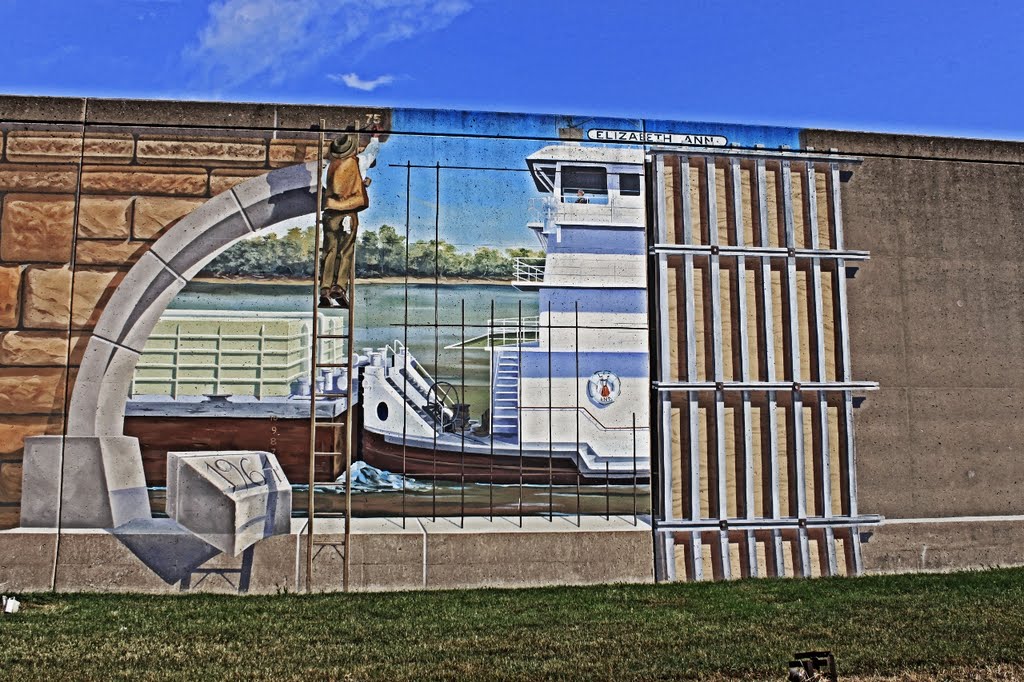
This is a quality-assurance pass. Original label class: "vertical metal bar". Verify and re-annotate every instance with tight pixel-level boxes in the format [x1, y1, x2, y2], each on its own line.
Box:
[689, 532, 704, 581]
[605, 460, 610, 520]
[432, 162, 440, 522]
[730, 157, 758, 577]
[632, 413, 638, 526]
[460, 299, 466, 528]
[653, 154, 676, 578]
[575, 300, 581, 527]
[830, 157, 863, 574]
[805, 160, 837, 575]
[489, 299, 495, 522]
[756, 156, 785, 577]
[781, 157, 811, 577]
[681, 157, 703, 581]
[401, 161, 411, 529]
[51, 109, 89, 592]
[305, 119, 325, 593]
[518, 300, 524, 527]
[343, 193, 357, 593]
[704, 158, 730, 580]
[547, 300, 554, 521]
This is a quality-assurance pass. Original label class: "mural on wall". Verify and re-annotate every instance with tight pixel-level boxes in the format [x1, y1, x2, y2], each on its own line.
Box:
[0, 101, 871, 591]
[121, 110, 658, 523]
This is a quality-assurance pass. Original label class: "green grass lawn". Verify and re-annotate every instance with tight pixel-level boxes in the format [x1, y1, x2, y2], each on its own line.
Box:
[2, 568, 1023, 681]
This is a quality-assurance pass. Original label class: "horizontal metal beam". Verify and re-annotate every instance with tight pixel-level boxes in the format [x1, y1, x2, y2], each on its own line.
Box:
[654, 380, 879, 392]
[655, 514, 883, 531]
[651, 244, 870, 261]
[647, 146, 863, 165]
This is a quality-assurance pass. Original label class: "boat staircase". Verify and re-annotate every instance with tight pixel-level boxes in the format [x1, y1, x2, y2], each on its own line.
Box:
[491, 347, 520, 439]
[381, 341, 454, 434]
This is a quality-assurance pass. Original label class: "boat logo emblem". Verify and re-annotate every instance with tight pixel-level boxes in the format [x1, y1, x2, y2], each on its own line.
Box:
[587, 370, 621, 407]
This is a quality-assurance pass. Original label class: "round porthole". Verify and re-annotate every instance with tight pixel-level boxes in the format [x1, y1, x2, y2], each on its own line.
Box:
[376, 401, 389, 421]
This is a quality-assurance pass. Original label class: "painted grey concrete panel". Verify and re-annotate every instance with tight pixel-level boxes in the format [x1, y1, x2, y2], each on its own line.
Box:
[863, 520, 1024, 574]
[0, 529, 56, 592]
[88, 252, 184, 356]
[68, 336, 143, 439]
[84, 97, 277, 129]
[20, 435, 150, 529]
[802, 128, 1024, 522]
[0, 95, 87, 123]
[0, 517, 652, 594]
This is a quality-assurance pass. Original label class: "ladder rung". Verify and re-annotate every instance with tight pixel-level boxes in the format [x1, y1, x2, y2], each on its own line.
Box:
[314, 363, 351, 369]
[317, 334, 349, 339]
[312, 451, 347, 457]
[314, 421, 346, 428]
[314, 392, 349, 399]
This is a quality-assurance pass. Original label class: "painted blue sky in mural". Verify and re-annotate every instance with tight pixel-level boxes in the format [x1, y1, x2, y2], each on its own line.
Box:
[3, 1, 1023, 140]
[362, 110, 799, 250]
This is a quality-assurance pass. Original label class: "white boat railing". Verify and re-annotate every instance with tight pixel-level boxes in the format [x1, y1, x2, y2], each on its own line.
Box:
[488, 316, 540, 346]
[513, 257, 545, 285]
[527, 197, 645, 227]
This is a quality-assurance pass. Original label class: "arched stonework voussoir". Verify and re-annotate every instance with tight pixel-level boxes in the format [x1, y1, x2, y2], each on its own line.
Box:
[20, 162, 320, 529]
[68, 161, 320, 439]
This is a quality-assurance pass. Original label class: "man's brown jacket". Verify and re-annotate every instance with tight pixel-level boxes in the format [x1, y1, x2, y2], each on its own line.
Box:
[324, 156, 369, 213]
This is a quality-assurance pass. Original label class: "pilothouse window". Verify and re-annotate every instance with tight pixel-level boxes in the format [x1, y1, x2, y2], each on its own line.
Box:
[619, 174, 641, 196]
[561, 166, 608, 204]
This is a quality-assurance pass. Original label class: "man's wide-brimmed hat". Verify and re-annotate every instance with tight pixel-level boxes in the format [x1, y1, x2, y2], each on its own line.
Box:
[330, 134, 357, 158]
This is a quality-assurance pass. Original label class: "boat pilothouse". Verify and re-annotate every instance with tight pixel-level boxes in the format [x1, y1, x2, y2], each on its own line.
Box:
[359, 142, 651, 482]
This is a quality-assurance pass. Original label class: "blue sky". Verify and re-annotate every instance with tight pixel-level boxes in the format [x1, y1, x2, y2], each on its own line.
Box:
[4, 0, 1024, 141]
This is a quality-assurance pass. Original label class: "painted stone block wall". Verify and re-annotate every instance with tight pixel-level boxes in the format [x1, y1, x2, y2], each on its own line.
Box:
[0, 100, 391, 528]
[0, 123, 82, 528]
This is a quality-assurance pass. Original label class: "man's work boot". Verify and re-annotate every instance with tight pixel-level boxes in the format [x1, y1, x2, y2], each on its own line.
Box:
[329, 285, 349, 308]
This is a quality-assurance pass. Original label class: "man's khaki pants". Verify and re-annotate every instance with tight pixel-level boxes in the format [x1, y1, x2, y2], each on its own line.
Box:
[320, 209, 359, 290]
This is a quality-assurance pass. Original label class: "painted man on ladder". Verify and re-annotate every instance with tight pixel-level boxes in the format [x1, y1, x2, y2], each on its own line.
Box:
[319, 130, 381, 308]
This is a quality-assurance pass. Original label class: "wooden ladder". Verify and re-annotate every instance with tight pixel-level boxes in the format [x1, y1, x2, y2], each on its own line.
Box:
[304, 119, 357, 593]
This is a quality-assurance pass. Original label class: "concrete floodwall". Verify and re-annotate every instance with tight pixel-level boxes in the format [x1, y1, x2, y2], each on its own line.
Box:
[800, 129, 1024, 571]
[0, 95, 1019, 593]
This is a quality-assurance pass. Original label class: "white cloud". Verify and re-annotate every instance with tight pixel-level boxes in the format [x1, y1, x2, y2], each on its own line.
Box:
[186, 0, 471, 90]
[329, 72, 396, 91]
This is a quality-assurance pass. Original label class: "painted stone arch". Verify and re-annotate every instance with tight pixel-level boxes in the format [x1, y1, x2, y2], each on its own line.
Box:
[21, 162, 320, 528]
[70, 161, 320, 438]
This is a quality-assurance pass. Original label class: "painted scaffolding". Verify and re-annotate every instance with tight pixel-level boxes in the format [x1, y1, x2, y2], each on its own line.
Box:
[648, 146, 881, 581]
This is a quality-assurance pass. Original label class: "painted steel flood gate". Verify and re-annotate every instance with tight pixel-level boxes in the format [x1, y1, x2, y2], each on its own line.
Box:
[646, 147, 880, 581]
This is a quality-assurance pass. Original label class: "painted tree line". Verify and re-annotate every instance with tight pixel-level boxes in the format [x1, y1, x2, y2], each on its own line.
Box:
[198, 225, 544, 279]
